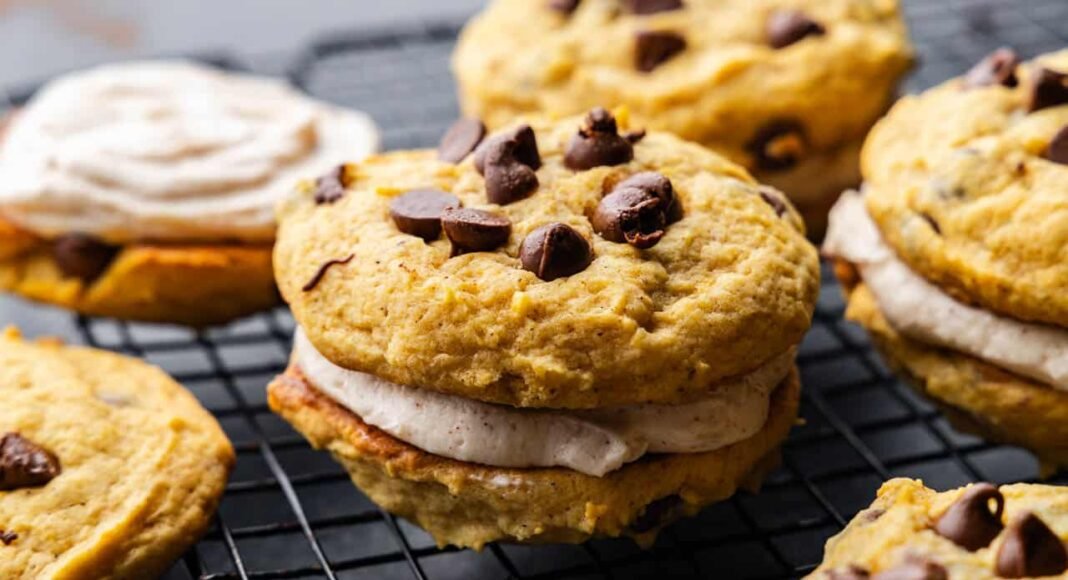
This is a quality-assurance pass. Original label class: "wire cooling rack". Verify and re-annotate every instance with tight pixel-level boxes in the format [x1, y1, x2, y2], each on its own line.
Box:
[2, 0, 1068, 578]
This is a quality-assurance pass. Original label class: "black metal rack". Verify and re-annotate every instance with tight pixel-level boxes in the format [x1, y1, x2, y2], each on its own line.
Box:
[3, 0, 1068, 578]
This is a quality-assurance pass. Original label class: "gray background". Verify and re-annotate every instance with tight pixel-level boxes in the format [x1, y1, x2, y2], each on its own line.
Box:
[0, 0, 484, 86]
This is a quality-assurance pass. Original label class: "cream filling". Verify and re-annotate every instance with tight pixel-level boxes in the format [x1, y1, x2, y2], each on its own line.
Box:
[293, 330, 792, 477]
[824, 192, 1068, 390]
[0, 61, 380, 243]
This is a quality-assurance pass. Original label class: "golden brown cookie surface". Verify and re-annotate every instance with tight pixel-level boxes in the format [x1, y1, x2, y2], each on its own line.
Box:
[0, 329, 234, 580]
[864, 49, 1068, 327]
[274, 112, 819, 408]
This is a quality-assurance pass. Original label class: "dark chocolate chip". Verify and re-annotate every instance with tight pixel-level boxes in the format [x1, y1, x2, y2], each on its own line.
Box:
[920, 212, 942, 235]
[825, 566, 870, 580]
[620, 171, 681, 222]
[474, 125, 541, 175]
[620, 0, 682, 15]
[963, 47, 1019, 89]
[1045, 124, 1068, 165]
[549, 0, 581, 13]
[631, 495, 682, 533]
[442, 208, 512, 255]
[438, 118, 486, 164]
[871, 558, 947, 580]
[766, 9, 826, 49]
[996, 511, 1068, 578]
[758, 186, 789, 217]
[484, 145, 539, 205]
[314, 165, 348, 205]
[564, 108, 635, 170]
[389, 190, 462, 242]
[623, 129, 646, 144]
[0, 433, 61, 491]
[593, 177, 669, 249]
[747, 120, 807, 171]
[634, 30, 686, 72]
[520, 223, 593, 281]
[52, 233, 119, 284]
[933, 483, 1003, 551]
[1027, 67, 1068, 113]
[302, 254, 354, 292]
[0, 530, 16, 545]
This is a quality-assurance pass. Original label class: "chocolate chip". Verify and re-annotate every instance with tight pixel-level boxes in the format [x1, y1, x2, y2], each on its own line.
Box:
[933, 483, 1003, 551]
[963, 47, 1019, 89]
[302, 254, 354, 292]
[631, 495, 682, 533]
[474, 125, 541, 175]
[766, 10, 826, 49]
[52, 233, 119, 283]
[438, 118, 486, 164]
[1027, 67, 1068, 113]
[623, 129, 646, 144]
[0, 433, 61, 491]
[871, 558, 947, 580]
[634, 30, 686, 72]
[593, 173, 674, 249]
[747, 120, 807, 171]
[442, 208, 512, 255]
[389, 190, 462, 242]
[758, 186, 788, 217]
[1045, 125, 1068, 165]
[0, 530, 16, 545]
[920, 212, 942, 235]
[565, 108, 635, 170]
[825, 566, 870, 580]
[314, 165, 348, 205]
[996, 511, 1068, 578]
[474, 125, 541, 205]
[621, 0, 682, 15]
[622, 171, 681, 222]
[549, 0, 580, 13]
[520, 223, 593, 281]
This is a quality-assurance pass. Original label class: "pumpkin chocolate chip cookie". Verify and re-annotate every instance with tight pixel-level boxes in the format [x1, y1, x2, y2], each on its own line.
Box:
[452, 0, 914, 232]
[809, 479, 1068, 579]
[824, 48, 1068, 471]
[0, 327, 234, 579]
[269, 110, 818, 547]
[0, 60, 379, 326]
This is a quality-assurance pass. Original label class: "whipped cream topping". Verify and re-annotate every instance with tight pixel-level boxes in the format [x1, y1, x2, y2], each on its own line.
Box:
[293, 330, 793, 477]
[0, 61, 379, 243]
[824, 192, 1068, 389]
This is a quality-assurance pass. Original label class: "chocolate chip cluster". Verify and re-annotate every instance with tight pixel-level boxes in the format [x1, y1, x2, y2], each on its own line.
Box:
[828, 483, 1068, 579]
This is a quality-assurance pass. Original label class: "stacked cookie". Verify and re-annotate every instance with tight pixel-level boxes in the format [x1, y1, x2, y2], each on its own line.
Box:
[269, 109, 819, 547]
[0, 328, 233, 579]
[809, 479, 1068, 579]
[0, 61, 379, 326]
[453, 0, 914, 231]
[824, 49, 1068, 471]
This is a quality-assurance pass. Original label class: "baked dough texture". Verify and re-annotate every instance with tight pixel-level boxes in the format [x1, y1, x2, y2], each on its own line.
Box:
[453, 0, 913, 215]
[0, 328, 234, 580]
[0, 219, 277, 327]
[864, 49, 1068, 327]
[274, 113, 819, 409]
[808, 478, 1068, 579]
[267, 363, 799, 549]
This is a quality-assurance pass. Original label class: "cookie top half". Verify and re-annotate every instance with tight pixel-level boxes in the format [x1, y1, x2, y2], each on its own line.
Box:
[453, 0, 912, 164]
[275, 111, 819, 409]
[810, 478, 1068, 579]
[864, 49, 1068, 328]
[0, 329, 234, 579]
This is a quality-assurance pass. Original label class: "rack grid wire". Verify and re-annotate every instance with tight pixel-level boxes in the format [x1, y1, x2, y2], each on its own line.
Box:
[2, 0, 1068, 578]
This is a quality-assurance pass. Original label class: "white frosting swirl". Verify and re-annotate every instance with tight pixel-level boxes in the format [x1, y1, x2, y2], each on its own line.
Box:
[824, 192, 1068, 389]
[0, 61, 379, 243]
[293, 330, 792, 477]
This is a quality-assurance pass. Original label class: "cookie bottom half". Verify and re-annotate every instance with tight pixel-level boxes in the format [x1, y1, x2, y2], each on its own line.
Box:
[837, 262, 1068, 473]
[0, 218, 278, 327]
[267, 364, 801, 549]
